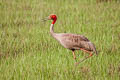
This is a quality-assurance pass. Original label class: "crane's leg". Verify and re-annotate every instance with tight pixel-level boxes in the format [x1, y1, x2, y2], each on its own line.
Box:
[80, 48, 93, 57]
[75, 48, 93, 65]
[72, 50, 77, 62]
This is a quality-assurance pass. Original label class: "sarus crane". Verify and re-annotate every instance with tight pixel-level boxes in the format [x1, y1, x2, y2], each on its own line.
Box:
[43, 14, 98, 64]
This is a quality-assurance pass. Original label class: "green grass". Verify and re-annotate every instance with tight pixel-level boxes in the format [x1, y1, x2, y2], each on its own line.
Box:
[0, 0, 120, 80]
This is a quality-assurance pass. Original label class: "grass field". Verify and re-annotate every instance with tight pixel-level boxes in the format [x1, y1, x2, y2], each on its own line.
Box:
[0, 0, 120, 80]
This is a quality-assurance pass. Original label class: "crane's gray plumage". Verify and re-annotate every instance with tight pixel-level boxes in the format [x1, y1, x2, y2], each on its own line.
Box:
[50, 24, 97, 55]
[45, 14, 98, 64]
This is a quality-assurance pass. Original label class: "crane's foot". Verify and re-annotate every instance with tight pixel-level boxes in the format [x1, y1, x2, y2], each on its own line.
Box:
[75, 53, 93, 66]
[74, 62, 79, 66]
[74, 58, 86, 66]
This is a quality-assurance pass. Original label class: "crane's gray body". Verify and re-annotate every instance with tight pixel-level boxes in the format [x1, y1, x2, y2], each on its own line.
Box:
[50, 24, 97, 54]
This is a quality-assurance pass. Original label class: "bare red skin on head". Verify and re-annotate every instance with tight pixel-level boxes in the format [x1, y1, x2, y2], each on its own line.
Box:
[50, 15, 57, 24]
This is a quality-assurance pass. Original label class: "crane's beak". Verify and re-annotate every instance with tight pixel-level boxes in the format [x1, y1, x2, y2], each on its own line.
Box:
[41, 16, 51, 22]
[41, 17, 48, 22]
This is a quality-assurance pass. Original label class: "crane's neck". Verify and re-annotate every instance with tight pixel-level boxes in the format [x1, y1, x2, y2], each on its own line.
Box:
[50, 19, 57, 37]
[50, 24, 55, 34]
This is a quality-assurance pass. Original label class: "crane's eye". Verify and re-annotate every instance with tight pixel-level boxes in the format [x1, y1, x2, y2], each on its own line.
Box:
[50, 15, 52, 18]
[49, 14, 57, 20]
[51, 15, 54, 19]
[52, 15, 57, 20]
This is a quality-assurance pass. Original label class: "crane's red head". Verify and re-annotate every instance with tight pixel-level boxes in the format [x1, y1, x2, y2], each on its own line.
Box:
[48, 14, 57, 24]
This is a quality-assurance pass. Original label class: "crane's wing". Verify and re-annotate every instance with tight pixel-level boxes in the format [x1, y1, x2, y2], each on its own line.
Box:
[57, 33, 89, 49]
[61, 33, 89, 42]
[56, 33, 97, 54]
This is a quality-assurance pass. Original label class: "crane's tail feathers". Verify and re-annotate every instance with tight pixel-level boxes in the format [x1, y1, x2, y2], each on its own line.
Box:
[91, 43, 98, 55]
[79, 41, 98, 55]
[93, 47, 98, 55]
[88, 42, 98, 55]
